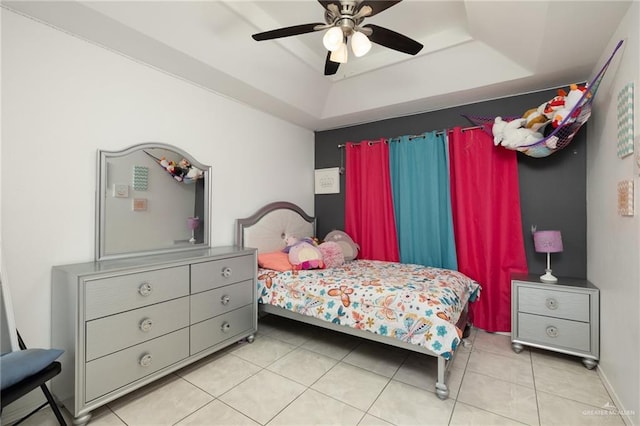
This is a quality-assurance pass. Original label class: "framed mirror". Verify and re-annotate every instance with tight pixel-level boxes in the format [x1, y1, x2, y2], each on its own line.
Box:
[96, 143, 211, 260]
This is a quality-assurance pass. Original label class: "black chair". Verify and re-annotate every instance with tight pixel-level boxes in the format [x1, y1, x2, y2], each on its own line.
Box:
[0, 331, 67, 425]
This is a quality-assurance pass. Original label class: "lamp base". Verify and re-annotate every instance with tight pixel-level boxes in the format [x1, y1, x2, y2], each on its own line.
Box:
[540, 269, 558, 283]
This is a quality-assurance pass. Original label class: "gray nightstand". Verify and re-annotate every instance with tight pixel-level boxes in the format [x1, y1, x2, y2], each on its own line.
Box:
[511, 274, 599, 369]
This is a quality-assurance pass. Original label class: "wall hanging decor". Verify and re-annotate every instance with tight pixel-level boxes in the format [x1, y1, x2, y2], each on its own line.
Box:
[617, 81, 635, 158]
[617, 180, 634, 216]
[465, 40, 624, 158]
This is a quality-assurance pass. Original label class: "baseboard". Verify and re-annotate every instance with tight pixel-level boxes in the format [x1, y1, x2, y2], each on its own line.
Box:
[598, 364, 638, 426]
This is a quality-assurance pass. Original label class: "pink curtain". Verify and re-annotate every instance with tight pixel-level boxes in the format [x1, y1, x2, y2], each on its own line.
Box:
[345, 140, 399, 261]
[448, 128, 528, 332]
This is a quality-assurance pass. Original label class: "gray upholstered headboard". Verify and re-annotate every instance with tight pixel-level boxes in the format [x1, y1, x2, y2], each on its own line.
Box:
[235, 202, 316, 253]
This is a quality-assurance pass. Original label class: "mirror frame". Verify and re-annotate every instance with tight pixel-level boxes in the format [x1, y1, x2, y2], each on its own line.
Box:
[96, 142, 211, 261]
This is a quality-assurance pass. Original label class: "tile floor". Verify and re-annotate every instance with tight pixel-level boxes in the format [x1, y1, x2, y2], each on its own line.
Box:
[23, 315, 624, 426]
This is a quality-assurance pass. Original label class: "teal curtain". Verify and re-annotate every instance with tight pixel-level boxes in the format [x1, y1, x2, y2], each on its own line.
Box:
[389, 132, 457, 269]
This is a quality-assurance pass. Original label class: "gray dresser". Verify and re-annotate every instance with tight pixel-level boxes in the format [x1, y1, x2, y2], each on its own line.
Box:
[511, 274, 599, 369]
[51, 247, 257, 425]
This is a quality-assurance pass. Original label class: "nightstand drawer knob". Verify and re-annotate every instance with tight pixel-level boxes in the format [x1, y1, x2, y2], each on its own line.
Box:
[221, 295, 231, 305]
[222, 267, 232, 278]
[546, 326, 559, 338]
[545, 297, 558, 310]
[221, 321, 231, 333]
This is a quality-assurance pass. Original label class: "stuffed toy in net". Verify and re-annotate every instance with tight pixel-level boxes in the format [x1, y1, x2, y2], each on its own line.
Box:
[465, 40, 623, 158]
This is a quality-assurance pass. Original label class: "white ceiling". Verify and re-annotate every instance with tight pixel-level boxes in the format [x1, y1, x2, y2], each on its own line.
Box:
[3, 0, 633, 131]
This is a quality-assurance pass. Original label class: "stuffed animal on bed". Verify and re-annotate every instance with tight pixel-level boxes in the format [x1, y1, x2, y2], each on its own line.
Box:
[282, 236, 316, 253]
[324, 230, 360, 261]
[288, 241, 324, 270]
[318, 241, 344, 268]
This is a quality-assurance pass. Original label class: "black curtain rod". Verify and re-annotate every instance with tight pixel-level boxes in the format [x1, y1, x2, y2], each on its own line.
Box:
[336, 125, 483, 148]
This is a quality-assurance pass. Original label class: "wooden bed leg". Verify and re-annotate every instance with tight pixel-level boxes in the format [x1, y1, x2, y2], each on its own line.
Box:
[435, 357, 449, 400]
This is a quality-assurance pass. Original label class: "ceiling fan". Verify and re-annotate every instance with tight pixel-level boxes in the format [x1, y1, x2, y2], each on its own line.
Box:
[251, 0, 423, 76]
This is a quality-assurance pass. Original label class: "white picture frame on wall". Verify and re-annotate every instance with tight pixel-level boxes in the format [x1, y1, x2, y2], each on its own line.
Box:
[314, 167, 340, 194]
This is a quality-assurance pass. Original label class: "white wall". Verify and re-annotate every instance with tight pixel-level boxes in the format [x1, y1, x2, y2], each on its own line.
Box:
[0, 10, 314, 349]
[587, 3, 639, 424]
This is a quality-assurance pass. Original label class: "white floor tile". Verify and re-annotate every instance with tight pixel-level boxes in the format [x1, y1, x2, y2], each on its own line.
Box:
[357, 414, 394, 426]
[176, 400, 260, 425]
[449, 401, 526, 425]
[107, 374, 213, 426]
[392, 352, 464, 397]
[537, 390, 626, 425]
[300, 329, 361, 360]
[311, 362, 390, 411]
[473, 329, 529, 359]
[466, 347, 534, 388]
[219, 369, 306, 425]
[231, 335, 297, 367]
[368, 380, 455, 426]
[267, 347, 338, 386]
[178, 353, 262, 396]
[457, 370, 538, 425]
[268, 389, 365, 426]
[533, 360, 613, 408]
[342, 341, 408, 378]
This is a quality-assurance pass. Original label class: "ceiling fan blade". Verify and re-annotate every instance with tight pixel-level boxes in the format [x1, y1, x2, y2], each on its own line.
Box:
[324, 51, 340, 76]
[252, 23, 324, 41]
[318, 1, 339, 11]
[357, 1, 402, 17]
[362, 24, 423, 55]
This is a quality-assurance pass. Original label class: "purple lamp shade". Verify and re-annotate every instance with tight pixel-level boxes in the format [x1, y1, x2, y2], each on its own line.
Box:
[533, 230, 563, 253]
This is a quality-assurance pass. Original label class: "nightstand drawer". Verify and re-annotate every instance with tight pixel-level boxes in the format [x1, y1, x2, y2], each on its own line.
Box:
[518, 286, 589, 322]
[86, 296, 190, 361]
[517, 312, 590, 352]
[191, 255, 254, 293]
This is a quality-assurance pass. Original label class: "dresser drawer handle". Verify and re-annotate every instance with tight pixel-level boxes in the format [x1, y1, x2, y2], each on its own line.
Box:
[546, 326, 559, 338]
[222, 267, 232, 278]
[545, 297, 558, 310]
[139, 353, 153, 367]
[138, 282, 153, 296]
[139, 318, 154, 332]
[221, 321, 231, 333]
[221, 295, 231, 305]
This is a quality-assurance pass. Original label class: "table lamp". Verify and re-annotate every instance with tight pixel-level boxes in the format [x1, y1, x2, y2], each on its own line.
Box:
[533, 230, 563, 283]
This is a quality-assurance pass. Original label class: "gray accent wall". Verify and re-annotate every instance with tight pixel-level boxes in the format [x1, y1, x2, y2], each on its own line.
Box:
[315, 89, 587, 279]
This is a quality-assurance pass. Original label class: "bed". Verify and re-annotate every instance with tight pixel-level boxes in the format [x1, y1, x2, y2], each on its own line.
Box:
[235, 201, 480, 399]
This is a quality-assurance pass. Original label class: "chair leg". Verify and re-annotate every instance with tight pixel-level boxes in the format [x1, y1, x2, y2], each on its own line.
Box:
[40, 383, 67, 425]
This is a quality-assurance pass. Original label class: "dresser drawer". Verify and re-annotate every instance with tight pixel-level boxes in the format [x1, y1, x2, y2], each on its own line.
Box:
[517, 312, 590, 352]
[191, 255, 254, 293]
[85, 266, 189, 320]
[517, 286, 590, 322]
[191, 280, 254, 324]
[190, 305, 254, 354]
[86, 296, 190, 361]
[85, 328, 189, 402]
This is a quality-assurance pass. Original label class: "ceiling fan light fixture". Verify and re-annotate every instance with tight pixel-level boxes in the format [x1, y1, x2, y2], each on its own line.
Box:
[330, 42, 348, 63]
[323, 26, 344, 51]
[351, 30, 372, 57]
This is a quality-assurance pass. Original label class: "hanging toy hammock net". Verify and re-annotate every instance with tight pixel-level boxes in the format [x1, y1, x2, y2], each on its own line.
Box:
[464, 40, 624, 158]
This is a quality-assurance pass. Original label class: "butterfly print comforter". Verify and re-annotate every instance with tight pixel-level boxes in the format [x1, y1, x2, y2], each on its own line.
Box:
[257, 260, 481, 359]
